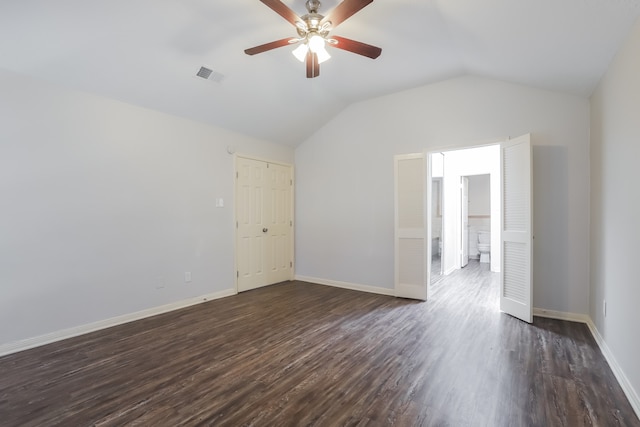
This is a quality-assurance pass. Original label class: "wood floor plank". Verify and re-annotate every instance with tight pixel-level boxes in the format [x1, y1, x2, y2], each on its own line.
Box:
[0, 260, 638, 426]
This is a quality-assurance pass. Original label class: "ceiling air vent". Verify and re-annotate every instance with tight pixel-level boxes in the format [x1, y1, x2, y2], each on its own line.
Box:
[196, 66, 212, 79]
[196, 66, 225, 83]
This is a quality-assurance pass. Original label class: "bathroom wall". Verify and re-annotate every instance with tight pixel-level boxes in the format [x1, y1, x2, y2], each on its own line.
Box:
[468, 174, 491, 216]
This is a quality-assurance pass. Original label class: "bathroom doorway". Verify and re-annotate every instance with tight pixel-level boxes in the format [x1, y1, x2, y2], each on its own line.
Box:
[428, 144, 501, 290]
[461, 173, 492, 268]
[396, 135, 532, 321]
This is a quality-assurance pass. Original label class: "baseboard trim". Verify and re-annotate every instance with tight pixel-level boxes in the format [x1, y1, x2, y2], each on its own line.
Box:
[0, 288, 237, 358]
[294, 275, 395, 297]
[533, 308, 640, 419]
[443, 266, 456, 276]
[533, 307, 590, 323]
[585, 318, 640, 419]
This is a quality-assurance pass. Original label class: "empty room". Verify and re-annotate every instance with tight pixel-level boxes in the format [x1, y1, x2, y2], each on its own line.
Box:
[1, 0, 640, 425]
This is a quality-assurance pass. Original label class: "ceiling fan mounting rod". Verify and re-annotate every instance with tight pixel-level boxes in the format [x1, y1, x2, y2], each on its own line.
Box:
[306, 0, 321, 14]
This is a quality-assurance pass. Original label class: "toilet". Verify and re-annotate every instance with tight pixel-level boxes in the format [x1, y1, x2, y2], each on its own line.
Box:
[477, 231, 491, 263]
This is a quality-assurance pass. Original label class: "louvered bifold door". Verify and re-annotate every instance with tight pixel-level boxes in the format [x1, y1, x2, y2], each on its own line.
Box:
[500, 134, 533, 323]
[394, 154, 427, 300]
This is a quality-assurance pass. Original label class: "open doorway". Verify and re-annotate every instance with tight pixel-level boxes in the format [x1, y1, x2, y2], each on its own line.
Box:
[428, 144, 501, 296]
[461, 174, 491, 267]
[396, 135, 532, 322]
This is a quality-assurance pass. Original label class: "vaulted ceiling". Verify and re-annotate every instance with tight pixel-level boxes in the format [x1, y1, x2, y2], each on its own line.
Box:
[1, 0, 639, 146]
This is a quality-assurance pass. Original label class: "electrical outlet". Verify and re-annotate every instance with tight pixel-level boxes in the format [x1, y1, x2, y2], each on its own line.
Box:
[185, 272, 192, 283]
[603, 300, 607, 317]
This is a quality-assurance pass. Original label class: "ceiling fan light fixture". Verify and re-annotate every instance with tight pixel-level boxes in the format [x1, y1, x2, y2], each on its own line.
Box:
[315, 45, 331, 64]
[308, 34, 325, 52]
[293, 33, 330, 64]
[308, 34, 330, 63]
[292, 43, 309, 62]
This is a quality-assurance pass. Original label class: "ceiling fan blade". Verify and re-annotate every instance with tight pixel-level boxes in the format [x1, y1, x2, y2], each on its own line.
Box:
[260, 0, 303, 27]
[321, 0, 373, 29]
[330, 36, 381, 59]
[245, 38, 297, 55]
[306, 51, 320, 78]
[313, 52, 320, 77]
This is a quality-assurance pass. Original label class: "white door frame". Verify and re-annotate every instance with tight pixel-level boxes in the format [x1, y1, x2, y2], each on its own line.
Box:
[440, 145, 502, 274]
[234, 154, 295, 293]
[425, 138, 507, 285]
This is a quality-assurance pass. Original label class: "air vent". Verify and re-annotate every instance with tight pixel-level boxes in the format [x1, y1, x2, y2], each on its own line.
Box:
[196, 66, 225, 83]
[196, 66, 212, 79]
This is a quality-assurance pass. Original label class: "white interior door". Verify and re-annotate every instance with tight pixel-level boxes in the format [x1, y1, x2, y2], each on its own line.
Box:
[394, 153, 428, 300]
[500, 134, 533, 323]
[265, 162, 293, 285]
[461, 176, 469, 267]
[236, 157, 293, 292]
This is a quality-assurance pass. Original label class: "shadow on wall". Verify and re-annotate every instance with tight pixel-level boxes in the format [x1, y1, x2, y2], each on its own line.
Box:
[532, 145, 569, 310]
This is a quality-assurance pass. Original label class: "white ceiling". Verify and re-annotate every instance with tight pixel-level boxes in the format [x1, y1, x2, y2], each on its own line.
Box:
[1, 0, 639, 146]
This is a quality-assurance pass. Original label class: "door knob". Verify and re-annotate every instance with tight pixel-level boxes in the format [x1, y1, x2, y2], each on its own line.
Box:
[263, 228, 268, 233]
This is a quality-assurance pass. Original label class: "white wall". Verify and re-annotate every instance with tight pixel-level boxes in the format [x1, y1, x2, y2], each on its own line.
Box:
[590, 17, 640, 411]
[468, 174, 491, 216]
[295, 75, 590, 315]
[0, 69, 293, 346]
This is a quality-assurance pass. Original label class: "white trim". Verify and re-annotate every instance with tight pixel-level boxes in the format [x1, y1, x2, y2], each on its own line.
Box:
[295, 275, 395, 297]
[427, 138, 508, 155]
[234, 153, 292, 168]
[443, 266, 456, 276]
[585, 318, 640, 419]
[533, 307, 590, 323]
[0, 288, 236, 357]
[533, 308, 640, 420]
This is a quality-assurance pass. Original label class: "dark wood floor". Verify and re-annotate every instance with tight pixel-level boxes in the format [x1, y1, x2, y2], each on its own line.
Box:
[1, 261, 638, 426]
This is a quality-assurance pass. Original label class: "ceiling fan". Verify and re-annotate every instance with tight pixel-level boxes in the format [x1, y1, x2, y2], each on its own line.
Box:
[245, 0, 382, 78]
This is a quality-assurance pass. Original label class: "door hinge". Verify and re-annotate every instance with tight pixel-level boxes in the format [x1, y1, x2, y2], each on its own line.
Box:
[267, 163, 270, 168]
[236, 171, 238, 179]
[290, 179, 292, 186]
[237, 271, 239, 278]
[290, 261, 293, 268]
[290, 220, 292, 226]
